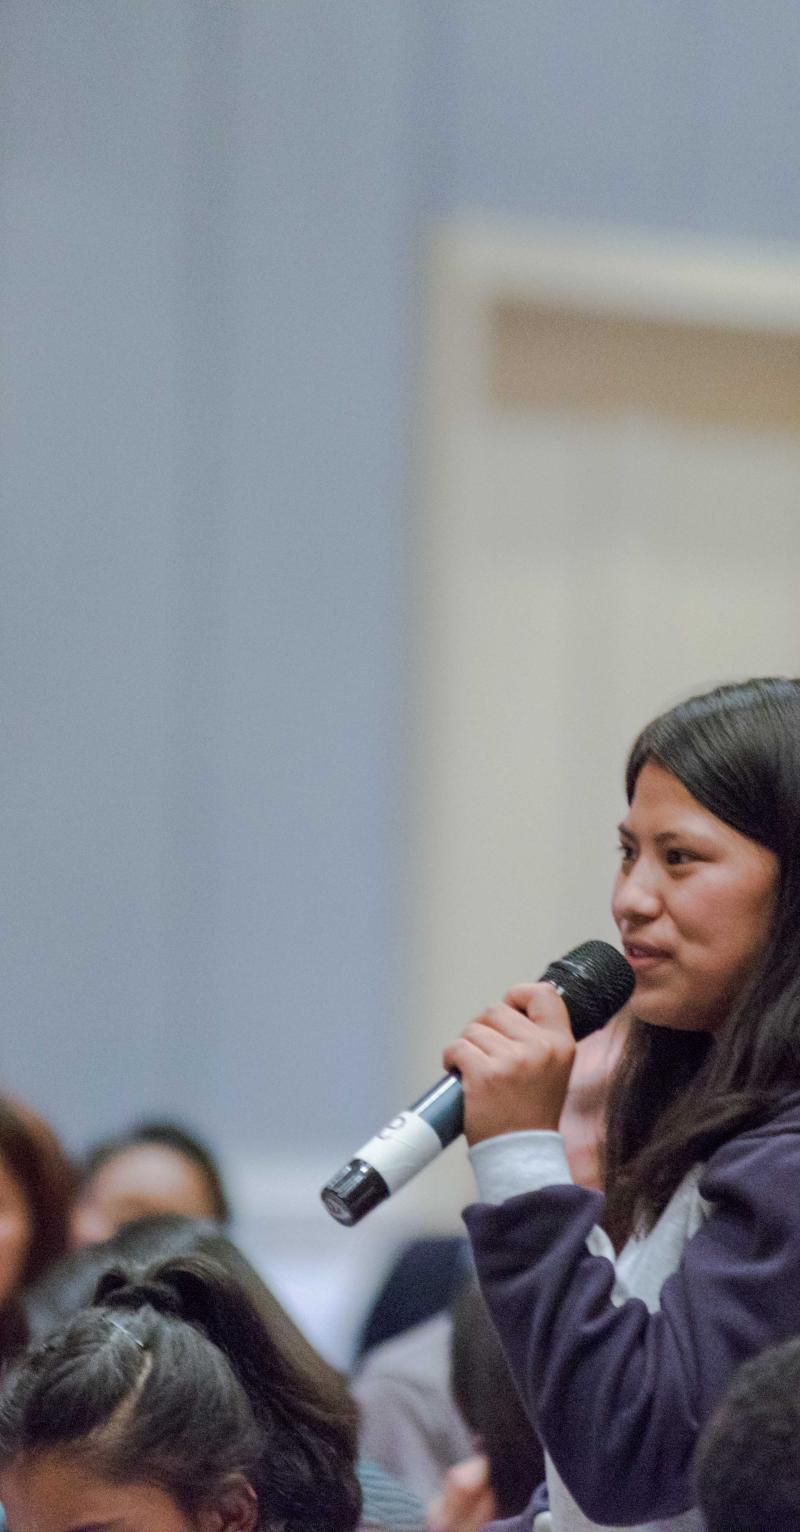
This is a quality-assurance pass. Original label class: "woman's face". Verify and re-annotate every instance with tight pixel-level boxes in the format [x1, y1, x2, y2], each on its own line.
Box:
[0, 1451, 257, 1532]
[0, 1157, 33, 1305]
[70, 1145, 218, 1250]
[611, 761, 778, 1033]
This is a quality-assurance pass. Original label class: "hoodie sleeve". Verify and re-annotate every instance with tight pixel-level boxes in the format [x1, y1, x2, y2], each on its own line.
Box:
[463, 1116, 800, 1526]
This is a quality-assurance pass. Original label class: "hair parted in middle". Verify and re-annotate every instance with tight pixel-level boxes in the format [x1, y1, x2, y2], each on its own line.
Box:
[0, 1232, 362, 1532]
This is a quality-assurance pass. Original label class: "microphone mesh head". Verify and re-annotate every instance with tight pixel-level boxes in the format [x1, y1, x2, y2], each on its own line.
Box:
[543, 940, 634, 1042]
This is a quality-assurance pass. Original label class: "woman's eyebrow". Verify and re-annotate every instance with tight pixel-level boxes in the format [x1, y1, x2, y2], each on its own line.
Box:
[653, 828, 713, 846]
[617, 824, 711, 845]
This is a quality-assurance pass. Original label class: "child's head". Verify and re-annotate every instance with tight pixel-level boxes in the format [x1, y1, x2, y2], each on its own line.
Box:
[695, 1337, 800, 1532]
[0, 1240, 362, 1532]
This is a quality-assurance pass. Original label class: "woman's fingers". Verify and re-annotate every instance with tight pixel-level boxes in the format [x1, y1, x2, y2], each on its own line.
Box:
[447, 1008, 530, 1057]
[443, 981, 575, 1144]
[504, 980, 576, 1038]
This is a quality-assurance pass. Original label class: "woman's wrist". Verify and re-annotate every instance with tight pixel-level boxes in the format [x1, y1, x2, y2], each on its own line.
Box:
[468, 1130, 573, 1205]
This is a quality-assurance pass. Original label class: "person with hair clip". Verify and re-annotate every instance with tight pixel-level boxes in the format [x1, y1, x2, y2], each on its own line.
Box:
[0, 1233, 365, 1532]
[443, 677, 800, 1531]
[0, 1215, 426, 1532]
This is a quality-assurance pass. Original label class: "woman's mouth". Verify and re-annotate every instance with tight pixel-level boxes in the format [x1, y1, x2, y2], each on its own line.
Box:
[623, 942, 671, 971]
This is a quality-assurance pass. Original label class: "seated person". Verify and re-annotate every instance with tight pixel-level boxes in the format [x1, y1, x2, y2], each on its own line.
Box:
[17, 1214, 426, 1532]
[354, 1306, 474, 1506]
[69, 1118, 230, 1246]
[426, 1277, 545, 1532]
[0, 1252, 359, 1531]
[0, 1094, 73, 1360]
[694, 1336, 800, 1532]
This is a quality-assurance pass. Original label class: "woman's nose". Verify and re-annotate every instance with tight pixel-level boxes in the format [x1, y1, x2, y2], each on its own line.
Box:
[612, 860, 662, 923]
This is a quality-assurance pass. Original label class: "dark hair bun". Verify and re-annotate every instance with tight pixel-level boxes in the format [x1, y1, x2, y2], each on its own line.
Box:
[94, 1269, 185, 1318]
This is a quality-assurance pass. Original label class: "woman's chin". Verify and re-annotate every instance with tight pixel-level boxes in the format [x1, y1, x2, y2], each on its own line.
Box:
[633, 1000, 713, 1033]
[631, 984, 705, 1032]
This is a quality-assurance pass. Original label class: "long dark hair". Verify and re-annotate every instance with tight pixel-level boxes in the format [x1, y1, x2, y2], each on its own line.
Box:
[0, 1229, 362, 1531]
[0, 1096, 73, 1286]
[0, 1096, 73, 1360]
[603, 677, 800, 1246]
[450, 1277, 544, 1518]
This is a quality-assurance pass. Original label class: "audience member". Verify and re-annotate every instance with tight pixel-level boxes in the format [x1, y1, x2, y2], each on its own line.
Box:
[425, 1278, 545, 1532]
[16, 1214, 426, 1532]
[0, 1225, 363, 1532]
[354, 1307, 474, 1507]
[694, 1336, 800, 1532]
[0, 1095, 72, 1358]
[69, 1118, 230, 1246]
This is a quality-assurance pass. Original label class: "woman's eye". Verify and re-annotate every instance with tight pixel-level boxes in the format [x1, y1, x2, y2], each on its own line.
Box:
[665, 848, 694, 866]
[617, 841, 635, 863]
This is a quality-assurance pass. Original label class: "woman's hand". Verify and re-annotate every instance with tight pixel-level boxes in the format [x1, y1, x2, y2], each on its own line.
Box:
[442, 981, 576, 1145]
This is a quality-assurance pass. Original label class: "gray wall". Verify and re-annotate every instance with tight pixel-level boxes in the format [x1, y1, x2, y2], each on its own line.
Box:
[3, 1, 800, 1163]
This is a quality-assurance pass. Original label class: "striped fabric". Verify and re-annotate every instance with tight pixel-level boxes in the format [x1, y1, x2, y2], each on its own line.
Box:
[358, 1456, 427, 1531]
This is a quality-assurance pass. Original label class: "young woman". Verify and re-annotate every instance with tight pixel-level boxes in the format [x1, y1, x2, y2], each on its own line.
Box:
[443, 676, 800, 1531]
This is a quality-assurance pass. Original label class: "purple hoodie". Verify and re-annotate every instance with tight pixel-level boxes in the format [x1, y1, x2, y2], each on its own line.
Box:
[464, 1092, 800, 1528]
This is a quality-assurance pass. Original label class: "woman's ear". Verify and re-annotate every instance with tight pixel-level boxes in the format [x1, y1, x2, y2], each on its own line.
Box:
[199, 1475, 259, 1532]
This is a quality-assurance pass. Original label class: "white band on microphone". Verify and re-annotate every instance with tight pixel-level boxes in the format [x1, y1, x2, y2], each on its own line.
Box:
[353, 1113, 443, 1193]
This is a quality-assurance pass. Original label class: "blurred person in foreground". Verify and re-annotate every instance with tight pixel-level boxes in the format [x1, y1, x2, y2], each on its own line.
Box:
[19, 1213, 427, 1532]
[694, 1336, 800, 1532]
[69, 1117, 230, 1247]
[0, 1228, 361, 1532]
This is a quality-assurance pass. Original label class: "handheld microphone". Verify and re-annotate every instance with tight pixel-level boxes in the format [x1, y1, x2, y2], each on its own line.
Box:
[320, 939, 634, 1226]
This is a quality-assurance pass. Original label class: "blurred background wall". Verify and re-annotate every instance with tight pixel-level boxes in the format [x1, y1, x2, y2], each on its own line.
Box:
[3, 0, 800, 1349]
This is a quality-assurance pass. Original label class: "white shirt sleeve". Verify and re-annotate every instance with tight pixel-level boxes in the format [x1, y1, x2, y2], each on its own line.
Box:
[467, 1130, 620, 1272]
[468, 1130, 573, 1205]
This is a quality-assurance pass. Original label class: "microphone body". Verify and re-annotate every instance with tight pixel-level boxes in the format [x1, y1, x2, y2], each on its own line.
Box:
[321, 940, 634, 1226]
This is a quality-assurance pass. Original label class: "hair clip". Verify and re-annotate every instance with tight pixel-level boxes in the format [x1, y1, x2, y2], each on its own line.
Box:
[107, 1316, 146, 1350]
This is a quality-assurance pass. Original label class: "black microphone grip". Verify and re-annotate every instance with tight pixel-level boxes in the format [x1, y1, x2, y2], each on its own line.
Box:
[320, 939, 633, 1227]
